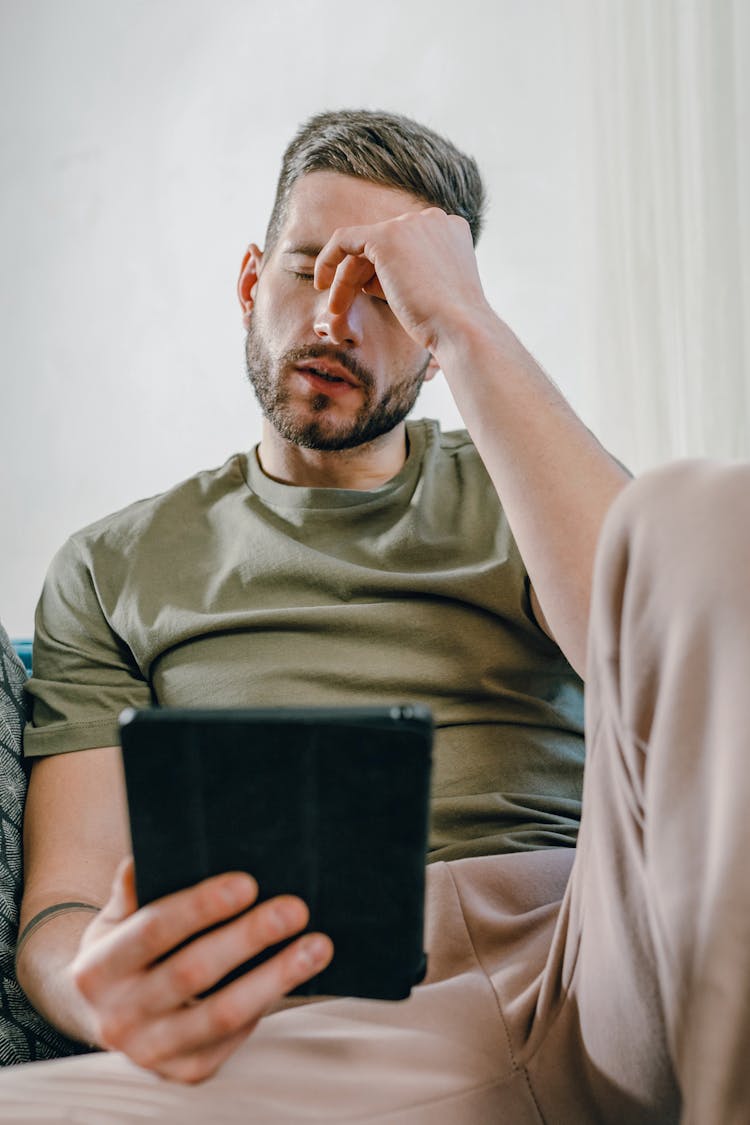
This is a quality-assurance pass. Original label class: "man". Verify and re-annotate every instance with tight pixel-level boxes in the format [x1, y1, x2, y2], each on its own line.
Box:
[5, 110, 749, 1123]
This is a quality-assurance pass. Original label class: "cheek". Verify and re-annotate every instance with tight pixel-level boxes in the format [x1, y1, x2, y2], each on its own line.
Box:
[372, 311, 429, 371]
[258, 285, 313, 340]
[392, 338, 431, 376]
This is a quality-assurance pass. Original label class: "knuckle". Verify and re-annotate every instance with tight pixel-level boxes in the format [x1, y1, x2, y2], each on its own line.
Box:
[97, 1010, 130, 1050]
[70, 955, 99, 999]
[195, 878, 235, 920]
[208, 995, 243, 1037]
[279, 945, 314, 992]
[169, 954, 205, 997]
[129, 1042, 162, 1072]
[261, 910, 287, 946]
[137, 907, 171, 956]
[175, 1056, 214, 1085]
[256, 896, 306, 943]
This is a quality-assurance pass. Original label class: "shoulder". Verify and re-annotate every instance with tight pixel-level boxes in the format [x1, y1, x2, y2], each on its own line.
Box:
[45, 453, 249, 593]
[415, 418, 477, 457]
[416, 419, 496, 488]
[435, 426, 476, 455]
[66, 454, 248, 557]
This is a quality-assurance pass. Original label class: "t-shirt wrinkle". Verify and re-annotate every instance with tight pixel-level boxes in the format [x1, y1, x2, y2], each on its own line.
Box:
[24, 418, 585, 859]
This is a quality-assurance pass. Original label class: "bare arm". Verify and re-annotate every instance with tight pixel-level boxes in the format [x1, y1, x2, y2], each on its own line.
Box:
[17, 747, 333, 1081]
[314, 210, 630, 675]
[16, 747, 130, 1043]
[434, 309, 629, 674]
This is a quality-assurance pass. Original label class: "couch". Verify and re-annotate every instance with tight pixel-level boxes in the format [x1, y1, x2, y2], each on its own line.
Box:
[0, 622, 88, 1063]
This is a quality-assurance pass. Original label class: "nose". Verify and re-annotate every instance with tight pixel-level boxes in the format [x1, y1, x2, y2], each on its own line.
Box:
[313, 295, 363, 348]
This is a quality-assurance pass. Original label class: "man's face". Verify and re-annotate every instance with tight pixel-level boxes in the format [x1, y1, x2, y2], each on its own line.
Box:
[241, 172, 434, 451]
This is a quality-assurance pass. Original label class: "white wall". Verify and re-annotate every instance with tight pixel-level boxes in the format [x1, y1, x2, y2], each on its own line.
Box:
[4, 0, 747, 637]
[1, 0, 584, 635]
[571, 0, 750, 474]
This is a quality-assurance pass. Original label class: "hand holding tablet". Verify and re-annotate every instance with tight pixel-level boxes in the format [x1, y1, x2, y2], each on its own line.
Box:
[119, 705, 433, 1001]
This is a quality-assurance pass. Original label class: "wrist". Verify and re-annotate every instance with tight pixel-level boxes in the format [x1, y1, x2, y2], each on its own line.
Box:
[430, 305, 522, 376]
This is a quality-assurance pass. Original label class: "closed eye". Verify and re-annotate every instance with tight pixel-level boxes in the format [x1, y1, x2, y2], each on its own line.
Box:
[291, 271, 314, 282]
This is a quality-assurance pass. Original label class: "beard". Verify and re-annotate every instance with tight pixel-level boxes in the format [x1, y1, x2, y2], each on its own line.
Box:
[244, 321, 431, 451]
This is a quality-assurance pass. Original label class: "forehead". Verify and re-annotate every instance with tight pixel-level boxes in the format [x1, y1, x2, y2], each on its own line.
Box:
[275, 171, 427, 252]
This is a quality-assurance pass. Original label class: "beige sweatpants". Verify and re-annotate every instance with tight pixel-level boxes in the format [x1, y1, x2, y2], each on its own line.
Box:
[1, 460, 748, 1124]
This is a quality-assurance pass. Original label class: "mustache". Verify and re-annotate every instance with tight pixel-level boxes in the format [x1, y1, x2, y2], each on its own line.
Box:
[282, 344, 374, 389]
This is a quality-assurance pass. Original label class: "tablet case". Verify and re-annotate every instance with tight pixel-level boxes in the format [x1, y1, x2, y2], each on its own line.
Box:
[119, 705, 433, 1001]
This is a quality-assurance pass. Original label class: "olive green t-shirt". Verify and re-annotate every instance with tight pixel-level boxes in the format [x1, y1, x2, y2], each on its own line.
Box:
[25, 419, 585, 860]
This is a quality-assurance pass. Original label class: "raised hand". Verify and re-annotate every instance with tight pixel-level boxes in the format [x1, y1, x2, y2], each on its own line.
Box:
[313, 207, 491, 357]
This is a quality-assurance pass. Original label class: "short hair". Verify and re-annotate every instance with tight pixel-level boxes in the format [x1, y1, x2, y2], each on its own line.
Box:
[264, 109, 486, 251]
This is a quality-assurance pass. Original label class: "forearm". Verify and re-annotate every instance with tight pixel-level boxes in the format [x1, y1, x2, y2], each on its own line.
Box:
[314, 205, 628, 672]
[16, 906, 103, 1046]
[435, 309, 630, 676]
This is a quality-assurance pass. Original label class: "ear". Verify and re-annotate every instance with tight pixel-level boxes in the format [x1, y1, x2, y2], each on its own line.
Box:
[422, 355, 441, 383]
[237, 243, 264, 329]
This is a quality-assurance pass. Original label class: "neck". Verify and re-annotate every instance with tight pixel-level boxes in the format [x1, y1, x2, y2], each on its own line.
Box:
[256, 421, 409, 490]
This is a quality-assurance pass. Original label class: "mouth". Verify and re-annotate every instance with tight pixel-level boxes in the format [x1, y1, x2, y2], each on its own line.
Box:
[294, 359, 361, 396]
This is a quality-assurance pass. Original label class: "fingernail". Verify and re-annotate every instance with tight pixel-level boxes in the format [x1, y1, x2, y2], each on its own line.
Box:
[221, 875, 256, 908]
[297, 935, 330, 969]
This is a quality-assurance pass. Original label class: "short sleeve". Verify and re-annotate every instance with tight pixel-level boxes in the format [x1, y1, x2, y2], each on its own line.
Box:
[23, 536, 152, 757]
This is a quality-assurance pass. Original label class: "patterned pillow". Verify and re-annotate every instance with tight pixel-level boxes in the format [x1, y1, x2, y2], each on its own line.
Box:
[0, 622, 85, 1063]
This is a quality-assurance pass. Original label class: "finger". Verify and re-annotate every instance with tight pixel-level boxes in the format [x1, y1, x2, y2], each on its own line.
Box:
[361, 274, 387, 301]
[74, 872, 259, 995]
[99, 856, 138, 923]
[327, 255, 381, 316]
[314, 228, 369, 291]
[134, 894, 311, 1017]
[124, 931, 333, 1068]
[149, 1024, 256, 1084]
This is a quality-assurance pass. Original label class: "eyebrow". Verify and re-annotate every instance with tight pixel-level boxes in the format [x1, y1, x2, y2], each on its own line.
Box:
[282, 244, 323, 258]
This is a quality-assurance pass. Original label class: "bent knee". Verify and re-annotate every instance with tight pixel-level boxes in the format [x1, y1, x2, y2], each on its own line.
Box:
[607, 459, 749, 550]
[599, 459, 750, 605]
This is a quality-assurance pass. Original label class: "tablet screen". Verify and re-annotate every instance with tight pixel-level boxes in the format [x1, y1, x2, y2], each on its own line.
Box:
[119, 705, 433, 1001]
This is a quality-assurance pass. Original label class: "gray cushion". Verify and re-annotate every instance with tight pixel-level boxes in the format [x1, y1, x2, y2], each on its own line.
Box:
[0, 622, 86, 1063]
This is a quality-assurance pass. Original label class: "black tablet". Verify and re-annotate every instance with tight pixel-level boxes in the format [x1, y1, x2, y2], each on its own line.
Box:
[118, 704, 433, 1001]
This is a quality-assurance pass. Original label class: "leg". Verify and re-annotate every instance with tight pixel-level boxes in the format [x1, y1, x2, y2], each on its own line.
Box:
[526, 460, 750, 1124]
[0, 855, 573, 1123]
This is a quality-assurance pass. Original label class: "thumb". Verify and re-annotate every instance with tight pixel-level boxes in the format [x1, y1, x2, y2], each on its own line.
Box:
[361, 275, 386, 302]
[101, 856, 139, 922]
